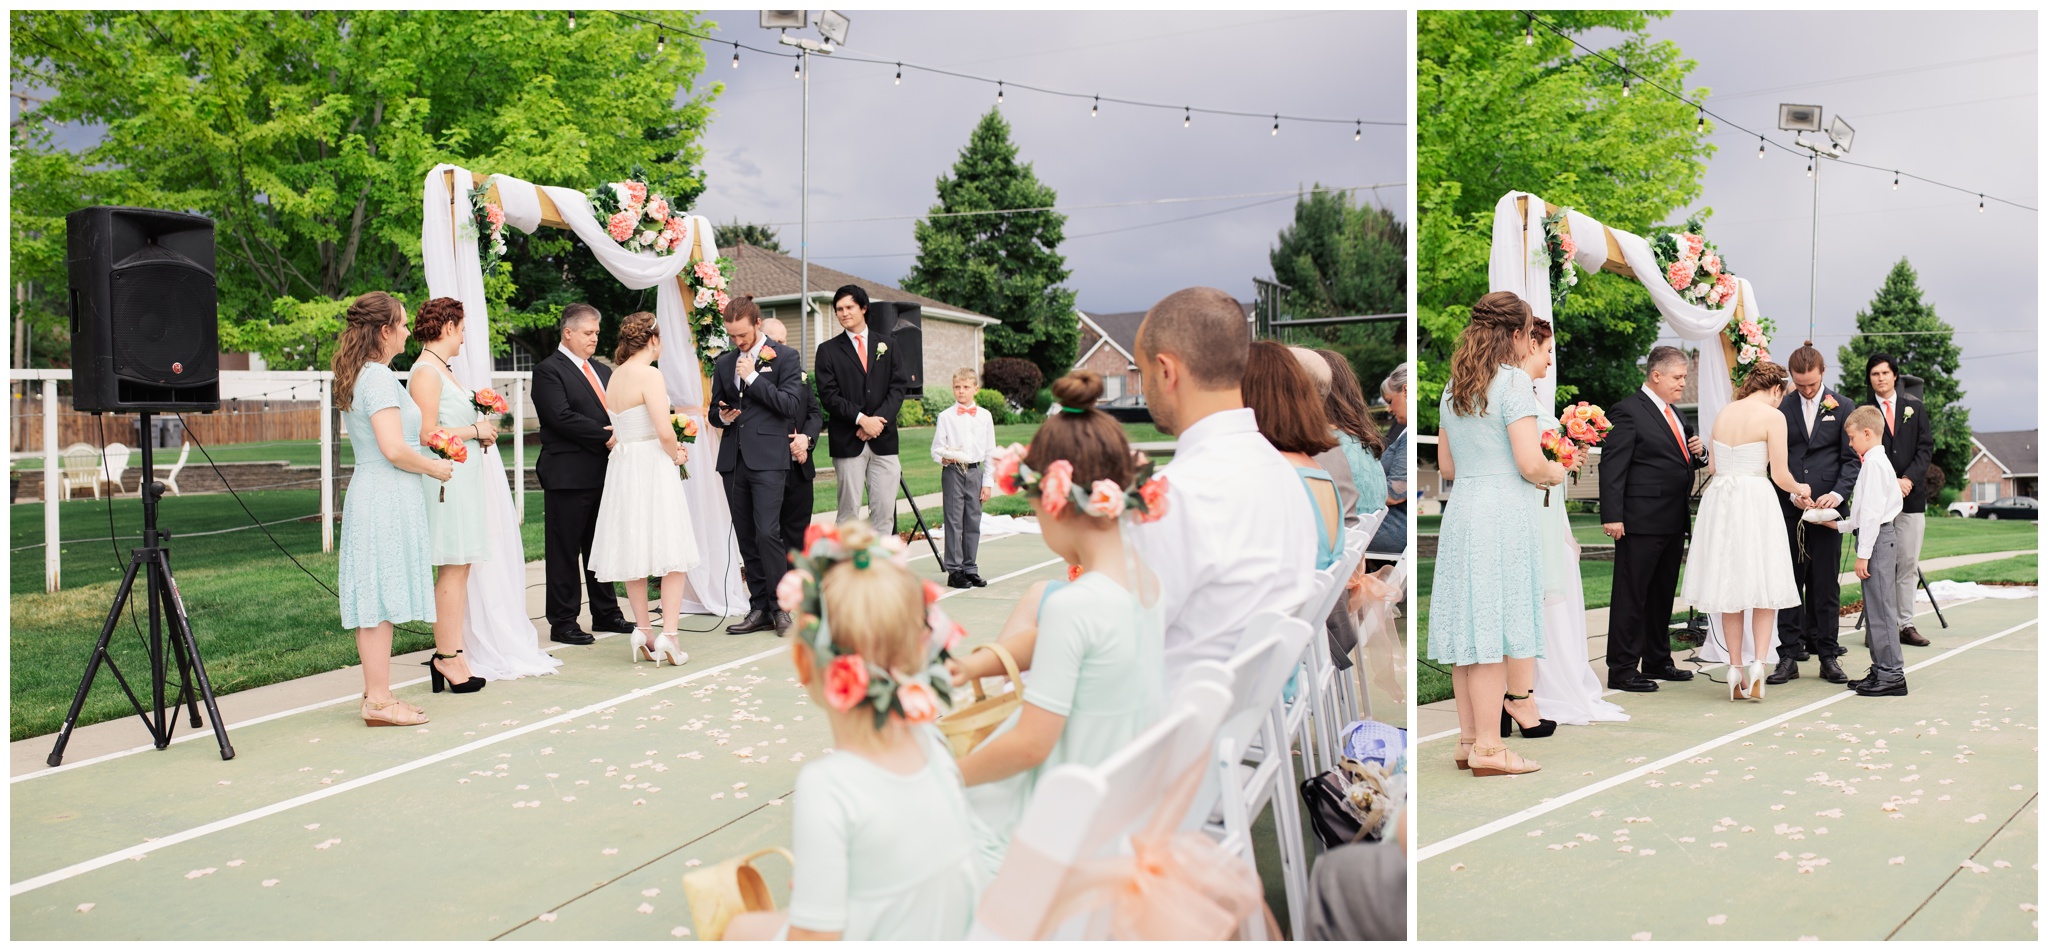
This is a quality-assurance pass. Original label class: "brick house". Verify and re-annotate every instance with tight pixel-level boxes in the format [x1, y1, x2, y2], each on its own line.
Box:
[1964, 430, 2037, 502]
[1071, 300, 1254, 404]
[725, 243, 1001, 396]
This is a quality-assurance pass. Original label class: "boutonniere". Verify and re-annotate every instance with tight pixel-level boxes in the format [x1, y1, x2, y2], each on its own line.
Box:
[1820, 394, 1838, 412]
[1903, 405, 1915, 420]
[757, 347, 777, 363]
[876, 341, 889, 357]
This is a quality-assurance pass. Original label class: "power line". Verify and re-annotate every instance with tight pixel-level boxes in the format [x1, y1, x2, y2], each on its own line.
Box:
[756, 183, 1402, 227]
[1523, 11, 2037, 213]
[600, 10, 1395, 133]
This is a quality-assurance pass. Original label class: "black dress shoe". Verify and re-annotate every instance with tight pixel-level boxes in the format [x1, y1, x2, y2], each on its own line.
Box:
[1817, 655, 1849, 684]
[1853, 670, 1909, 697]
[726, 609, 775, 635]
[1607, 672, 1659, 692]
[1643, 664, 1694, 682]
[1845, 665, 1877, 691]
[946, 571, 972, 589]
[774, 610, 793, 634]
[591, 616, 638, 635]
[967, 573, 987, 588]
[1901, 625, 1931, 647]
[1765, 655, 1800, 685]
[550, 628, 596, 646]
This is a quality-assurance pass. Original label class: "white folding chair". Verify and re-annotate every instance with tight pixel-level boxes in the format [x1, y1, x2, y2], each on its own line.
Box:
[1295, 529, 1367, 776]
[155, 440, 191, 496]
[1185, 614, 1318, 938]
[99, 442, 132, 497]
[970, 678, 1235, 941]
[59, 442, 100, 499]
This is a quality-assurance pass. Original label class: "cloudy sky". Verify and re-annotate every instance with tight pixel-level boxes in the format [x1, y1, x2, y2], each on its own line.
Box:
[1603, 11, 2037, 431]
[687, 10, 1406, 316]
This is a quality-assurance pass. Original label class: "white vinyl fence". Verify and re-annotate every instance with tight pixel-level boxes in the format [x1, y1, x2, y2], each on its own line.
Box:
[8, 368, 532, 593]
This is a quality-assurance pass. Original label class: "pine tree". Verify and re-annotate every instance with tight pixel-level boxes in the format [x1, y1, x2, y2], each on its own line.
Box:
[1269, 187, 1407, 399]
[1836, 258, 1972, 479]
[903, 110, 1078, 380]
[717, 221, 784, 253]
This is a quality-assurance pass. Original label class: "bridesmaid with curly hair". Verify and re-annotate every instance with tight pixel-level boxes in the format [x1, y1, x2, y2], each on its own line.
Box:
[406, 296, 491, 694]
[333, 292, 452, 726]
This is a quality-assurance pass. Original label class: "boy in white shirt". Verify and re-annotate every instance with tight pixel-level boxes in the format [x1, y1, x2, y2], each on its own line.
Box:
[931, 368, 996, 589]
[1837, 405, 1907, 697]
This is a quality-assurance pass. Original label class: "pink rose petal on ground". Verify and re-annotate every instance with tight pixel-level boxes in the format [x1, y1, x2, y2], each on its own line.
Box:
[769, 798, 785, 806]
[672, 926, 692, 937]
[185, 868, 217, 879]
[642, 887, 661, 897]
[1994, 860, 2014, 868]
[262, 879, 280, 887]
[304, 824, 320, 830]
[314, 839, 341, 850]
[77, 903, 95, 913]
[685, 859, 702, 867]
[538, 912, 557, 922]
[1965, 813, 1988, 823]
[1707, 914, 1727, 925]
[1450, 863, 1467, 872]
[1632, 932, 1652, 941]
[637, 903, 655, 914]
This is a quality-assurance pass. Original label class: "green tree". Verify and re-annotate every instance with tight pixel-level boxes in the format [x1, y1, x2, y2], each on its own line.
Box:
[1417, 10, 1714, 429]
[1836, 258, 1972, 477]
[903, 109, 1078, 379]
[11, 10, 718, 368]
[716, 220, 784, 253]
[1268, 187, 1406, 396]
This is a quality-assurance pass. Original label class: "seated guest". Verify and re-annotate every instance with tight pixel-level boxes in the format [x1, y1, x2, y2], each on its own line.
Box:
[1289, 346, 1362, 528]
[1132, 288, 1318, 685]
[726, 521, 985, 941]
[1246, 340, 1344, 569]
[1371, 364, 1411, 557]
[948, 372, 1166, 867]
[1316, 347, 1390, 519]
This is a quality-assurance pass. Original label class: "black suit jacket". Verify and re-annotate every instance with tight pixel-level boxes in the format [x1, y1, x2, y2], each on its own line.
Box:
[708, 340, 808, 473]
[1778, 389, 1862, 518]
[1876, 392, 1935, 514]
[1598, 390, 1707, 535]
[533, 350, 614, 491]
[792, 379, 825, 480]
[813, 326, 910, 458]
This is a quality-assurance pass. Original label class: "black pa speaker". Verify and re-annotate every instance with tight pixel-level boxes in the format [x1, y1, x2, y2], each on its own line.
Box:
[868, 301, 924, 391]
[67, 206, 221, 413]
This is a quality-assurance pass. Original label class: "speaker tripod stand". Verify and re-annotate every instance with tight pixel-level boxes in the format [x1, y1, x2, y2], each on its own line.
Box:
[48, 414, 234, 766]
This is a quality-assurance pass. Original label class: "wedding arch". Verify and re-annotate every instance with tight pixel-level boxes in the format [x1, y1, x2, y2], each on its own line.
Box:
[1486, 191, 1772, 441]
[419, 165, 750, 628]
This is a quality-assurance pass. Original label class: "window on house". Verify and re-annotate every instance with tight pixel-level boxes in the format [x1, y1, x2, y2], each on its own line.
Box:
[1975, 481, 1999, 502]
[1103, 374, 1123, 400]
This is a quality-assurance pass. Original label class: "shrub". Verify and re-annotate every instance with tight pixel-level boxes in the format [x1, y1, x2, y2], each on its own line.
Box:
[919, 390, 951, 422]
[982, 357, 1043, 410]
[975, 388, 1010, 424]
[896, 398, 931, 427]
[1032, 387, 1054, 413]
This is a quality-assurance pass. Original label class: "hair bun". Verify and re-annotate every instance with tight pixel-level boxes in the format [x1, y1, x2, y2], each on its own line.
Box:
[1803, 340, 1815, 348]
[1051, 371, 1104, 411]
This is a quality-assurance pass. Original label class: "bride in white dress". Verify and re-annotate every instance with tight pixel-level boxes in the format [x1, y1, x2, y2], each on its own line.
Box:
[588, 311, 702, 667]
[1682, 361, 1811, 701]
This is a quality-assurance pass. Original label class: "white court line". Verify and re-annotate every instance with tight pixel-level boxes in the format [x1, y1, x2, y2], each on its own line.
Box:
[10, 555, 1073, 895]
[12, 543, 1059, 785]
[1412, 597, 1983, 748]
[1417, 615, 2036, 863]
[9, 644, 790, 897]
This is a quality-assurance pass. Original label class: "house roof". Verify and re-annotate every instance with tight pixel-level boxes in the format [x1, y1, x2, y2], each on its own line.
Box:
[725, 243, 999, 326]
[1072, 300, 1254, 369]
[1972, 429, 2037, 477]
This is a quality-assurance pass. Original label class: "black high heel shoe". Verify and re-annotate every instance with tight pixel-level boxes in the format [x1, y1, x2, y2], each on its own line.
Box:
[424, 650, 486, 694]
[1501, 691, 1558, 738]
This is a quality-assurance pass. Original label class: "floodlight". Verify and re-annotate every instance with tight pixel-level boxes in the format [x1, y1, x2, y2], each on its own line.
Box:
[1827, 115, 1855, 154]
[1777, 103, 1822, 132]
[817, 10, 849, 46]
[760, 10, 807, 30]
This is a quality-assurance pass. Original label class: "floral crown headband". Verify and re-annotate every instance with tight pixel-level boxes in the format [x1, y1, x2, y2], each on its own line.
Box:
[775, 524, 964, 730]
[987, 443, 1171, 522]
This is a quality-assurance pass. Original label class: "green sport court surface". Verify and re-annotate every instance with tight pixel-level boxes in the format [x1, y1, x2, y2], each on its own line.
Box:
[1416, 594, 2038, 941]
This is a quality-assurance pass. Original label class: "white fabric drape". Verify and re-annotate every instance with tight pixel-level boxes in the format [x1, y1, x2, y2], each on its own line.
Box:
[466, 172, 750, 617]
[420, 166, 561, 681]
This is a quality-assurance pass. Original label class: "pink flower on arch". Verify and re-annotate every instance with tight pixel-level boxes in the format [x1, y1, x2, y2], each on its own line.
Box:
[693, 260, 722, 285]
[1682, 233, 1705, 261]
[485, 203, 505, 228]
[607, 210, 637, 243]
[1558, 232, 1577, 261]
[646, 197, 670, 222]
[1665, 259, 1697, 293]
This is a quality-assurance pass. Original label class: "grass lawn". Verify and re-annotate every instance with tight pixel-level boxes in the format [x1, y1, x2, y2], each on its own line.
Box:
[8, 489, 549, 741]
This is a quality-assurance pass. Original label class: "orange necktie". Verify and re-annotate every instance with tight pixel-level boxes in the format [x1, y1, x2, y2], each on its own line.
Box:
[855, 332, 868, 371]
[1663, 403, 1689, 459]
[580, 359, 609, 410]
[1883, 398, 1896, 435]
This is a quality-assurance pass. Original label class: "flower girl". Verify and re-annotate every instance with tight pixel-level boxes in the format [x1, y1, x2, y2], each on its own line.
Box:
[725, 521, 986, 940]
[587, 311, 700, 665]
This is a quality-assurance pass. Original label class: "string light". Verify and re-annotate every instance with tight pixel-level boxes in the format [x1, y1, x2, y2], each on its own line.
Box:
[1184, 107, 1190, 128]
[894, 62, 901, 84]
[1525, 15, 1534, 45]
[1271, 115, 1279, 136]
[1806, 157, 1813, 177]
[1619, 59, 1629, 97]
[793, 58, 801, 80]
[1893, 171, 1899, 190]
[657, 33, 665, 53]
[1696, 108, 1704, 134]
[732, 42, 739, 68]
[1979, 194, 1986, 212]
[1355, 120, 1362, 142]
[997, 81, 1004, 104]
[1091, 95, 1098, 117]
[567, 11, 575, 29]
[1757, 135, 1765, 158]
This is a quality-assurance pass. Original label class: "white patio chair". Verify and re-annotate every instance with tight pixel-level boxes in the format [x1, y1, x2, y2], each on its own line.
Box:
[59, 442, 100, 499]
[99, 442, 132, 497]
[155, 440, 191, 496]
[970, 678, 1235, 941]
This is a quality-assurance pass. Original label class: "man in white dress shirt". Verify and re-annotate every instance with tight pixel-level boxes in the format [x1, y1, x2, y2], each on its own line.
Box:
[1132, 287, 1318, 685]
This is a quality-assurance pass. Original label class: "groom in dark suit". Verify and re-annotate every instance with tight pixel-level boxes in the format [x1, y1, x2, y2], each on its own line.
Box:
[532, 304, 635, 644]
[1599, 346, 1708, 693]
[709, 297, 808, 635]
[1767, 343, 1862, 685]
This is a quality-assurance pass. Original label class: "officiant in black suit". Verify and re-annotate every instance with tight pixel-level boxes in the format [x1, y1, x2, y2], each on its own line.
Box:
[762, 317, 826, 563]
[532, 304, 635, 644]
[814, 284, 910, 538]
[1767, 343, 1863, 685]
[709, 297, 808, 635]
[1599, 346, 1709, 693]
[1867, 353, 1935, 648]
